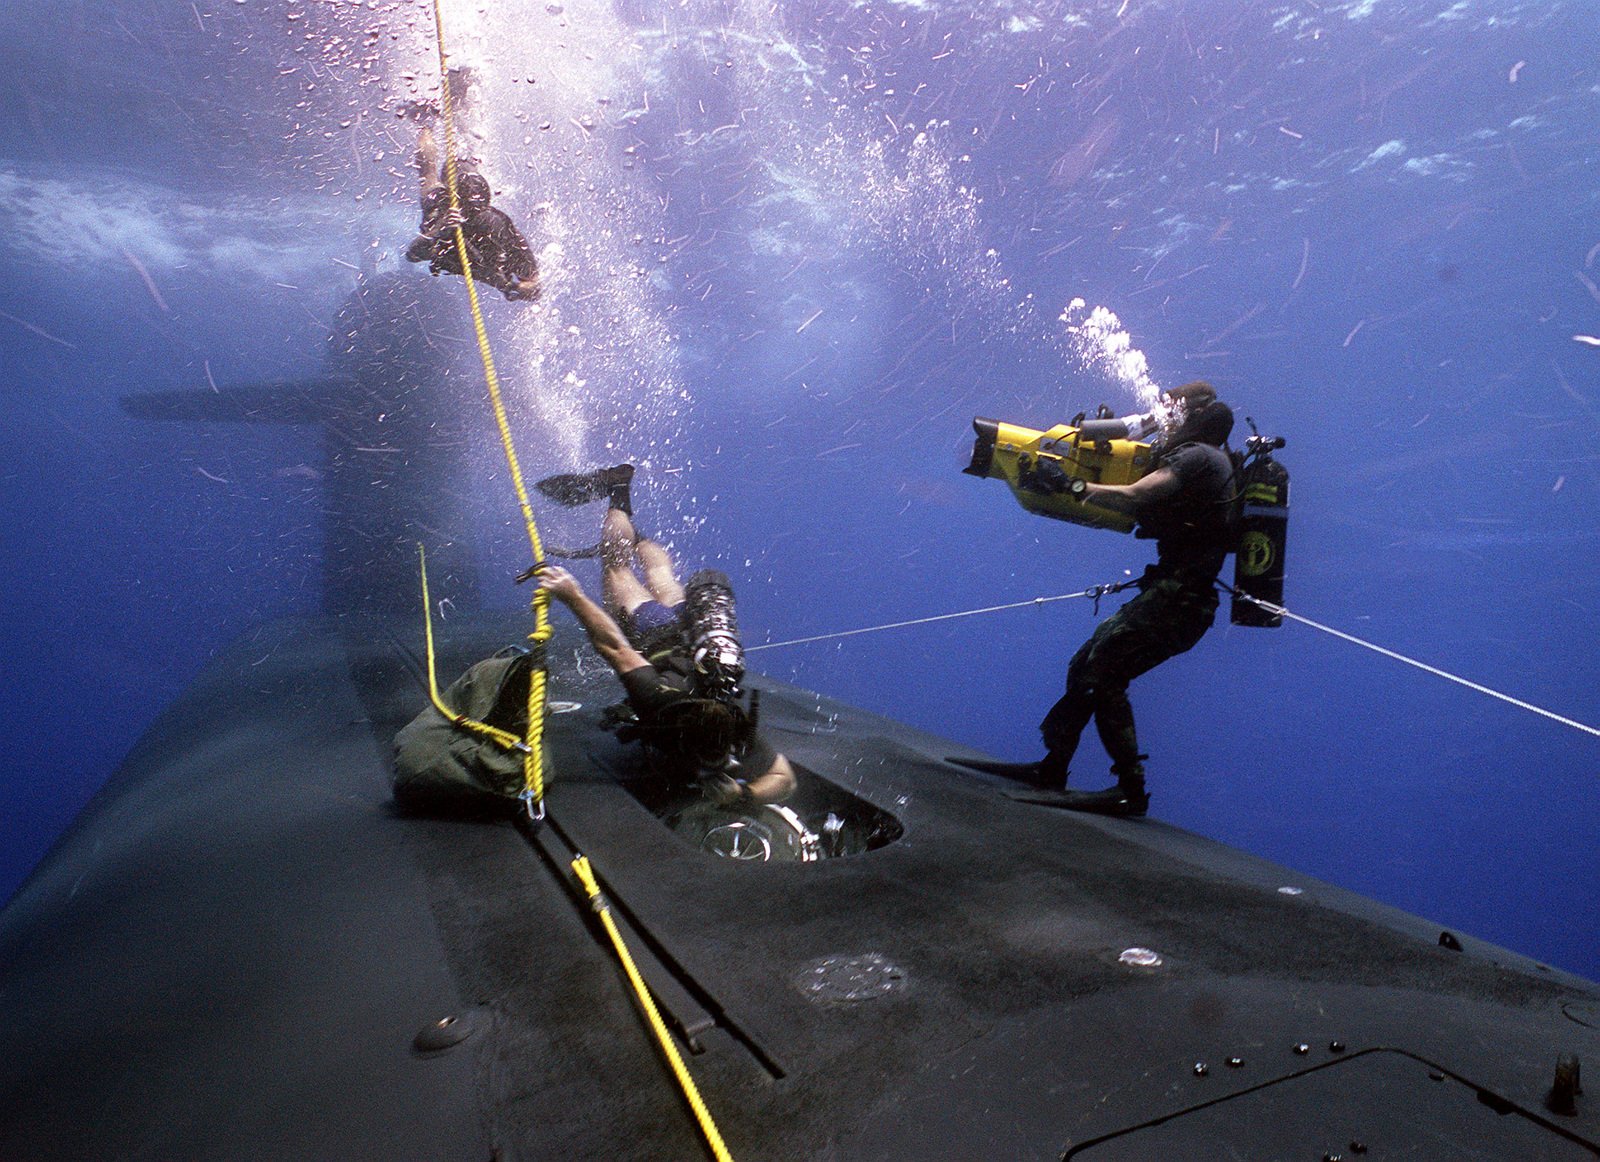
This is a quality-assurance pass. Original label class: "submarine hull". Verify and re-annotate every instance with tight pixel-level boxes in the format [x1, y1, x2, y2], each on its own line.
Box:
[3, 612, 1598, 1159]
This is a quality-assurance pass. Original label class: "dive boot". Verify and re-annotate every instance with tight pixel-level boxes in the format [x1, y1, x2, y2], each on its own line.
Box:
[1052, 762, 1148, 817]
[1048, 786, 1149, 817]
[535, 464, 635, 508]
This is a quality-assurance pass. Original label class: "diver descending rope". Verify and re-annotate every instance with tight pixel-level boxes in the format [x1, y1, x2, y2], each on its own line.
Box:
[427, 2, 552, 820]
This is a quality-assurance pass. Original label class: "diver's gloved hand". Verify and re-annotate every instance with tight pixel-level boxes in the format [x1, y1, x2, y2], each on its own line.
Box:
[1029, 458, 1089, 499]
[702, 772, 752, 809]
[1027, 459, 1069, 495]
[434, 206, 465, 234]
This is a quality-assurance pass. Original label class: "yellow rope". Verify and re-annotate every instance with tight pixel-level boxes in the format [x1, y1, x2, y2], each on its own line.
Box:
[571, 856, 737, 1162]
[422, 18, 732, 1158]
[428, 2, 549, 810]
[417, 544, 525, 753]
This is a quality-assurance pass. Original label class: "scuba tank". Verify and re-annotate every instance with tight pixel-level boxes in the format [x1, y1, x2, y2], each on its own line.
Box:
[1230, 428, 1290, 627]
[600, 570, 752, 755]
[683, 569, 745, 701]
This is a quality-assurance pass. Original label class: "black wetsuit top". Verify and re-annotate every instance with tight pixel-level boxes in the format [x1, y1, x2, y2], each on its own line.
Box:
[1136, 441, 1235, 583]
[619, 663, 778, 784]
[406, 188, 537, 299]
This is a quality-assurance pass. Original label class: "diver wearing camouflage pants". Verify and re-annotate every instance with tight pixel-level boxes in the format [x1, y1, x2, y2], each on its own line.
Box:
[1038, 567, 1219, 813]
[1032, 388, 1236, 815]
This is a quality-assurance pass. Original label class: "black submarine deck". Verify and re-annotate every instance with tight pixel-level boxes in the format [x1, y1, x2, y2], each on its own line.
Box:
[2, 612, 1597, 1160]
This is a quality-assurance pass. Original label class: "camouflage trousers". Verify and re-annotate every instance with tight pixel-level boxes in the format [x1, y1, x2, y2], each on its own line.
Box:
[1040, 575, 1218, 776]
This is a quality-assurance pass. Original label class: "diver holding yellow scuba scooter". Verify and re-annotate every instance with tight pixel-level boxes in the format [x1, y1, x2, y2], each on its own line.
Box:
[958, 381, 1288, 816]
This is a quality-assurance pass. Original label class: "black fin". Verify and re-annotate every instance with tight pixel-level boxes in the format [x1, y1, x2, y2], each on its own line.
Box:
[535, 464, 634, 507]
[544, 542, 603, 560]
[1005, 786, 1149, 817]
[945, 756, 1060, 789]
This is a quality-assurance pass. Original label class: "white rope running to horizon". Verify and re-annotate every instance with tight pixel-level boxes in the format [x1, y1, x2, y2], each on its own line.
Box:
[748, 585, 1600, 741]
[1227, 591, 1600, 740]
[746, 586, 1113, 652]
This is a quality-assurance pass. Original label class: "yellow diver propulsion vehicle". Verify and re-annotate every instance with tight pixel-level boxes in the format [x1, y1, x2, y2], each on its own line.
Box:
[961, 410, 1157, 534]
[964, 411, 1291, 627]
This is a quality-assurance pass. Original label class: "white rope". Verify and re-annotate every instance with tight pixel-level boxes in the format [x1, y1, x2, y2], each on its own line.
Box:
[748, 581, 1600, 742]
[746, 586, 1114, 652]
[1230, 591, 1600, 740]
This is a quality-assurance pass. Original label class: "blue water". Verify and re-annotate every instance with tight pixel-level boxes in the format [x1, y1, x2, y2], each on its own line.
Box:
[1, 1, 1596, 979]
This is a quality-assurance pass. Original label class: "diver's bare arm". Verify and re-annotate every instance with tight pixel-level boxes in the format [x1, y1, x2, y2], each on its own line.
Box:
[745, 753, 797, 804]
[566, 591, 650, 676]
[1081, 466, 1180, 519]
[539, 567, 650, 675]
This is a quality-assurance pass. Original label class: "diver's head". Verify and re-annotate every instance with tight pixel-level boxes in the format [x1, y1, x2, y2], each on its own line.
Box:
[1169, 398, 1234, 448]
[671, 697, 751, 767]
[1163, 380, 1217, 415]
[458, 172, 492, 211]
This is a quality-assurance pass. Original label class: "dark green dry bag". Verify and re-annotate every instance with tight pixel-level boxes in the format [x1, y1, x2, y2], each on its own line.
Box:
[392, 646, 539, 813]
